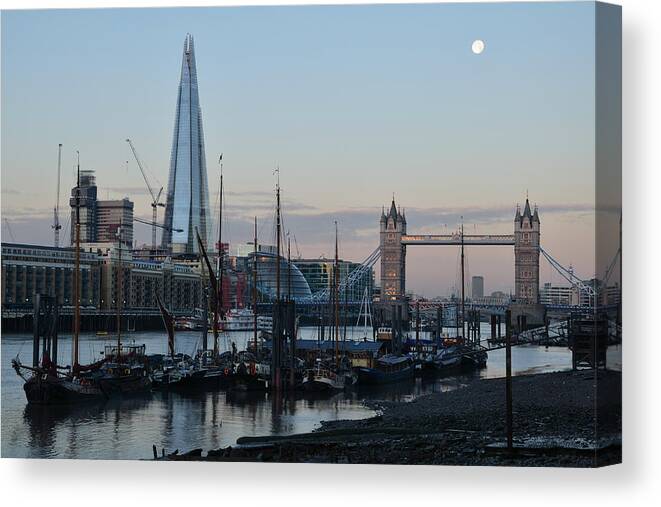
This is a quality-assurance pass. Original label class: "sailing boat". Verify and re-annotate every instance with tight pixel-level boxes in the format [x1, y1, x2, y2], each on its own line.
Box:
[431, 222, 487, 372]
[12, 152, 106, 404]
[95, 212, 152, 396]
[302, 222, 351, 392]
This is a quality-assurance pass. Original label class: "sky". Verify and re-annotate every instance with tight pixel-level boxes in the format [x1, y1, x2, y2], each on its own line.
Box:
[1, 2, 601, 296]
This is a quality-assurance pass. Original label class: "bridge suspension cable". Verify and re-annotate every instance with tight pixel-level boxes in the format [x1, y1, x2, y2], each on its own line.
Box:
[310, 246, 381, 303]
[539, 246, 596, 297]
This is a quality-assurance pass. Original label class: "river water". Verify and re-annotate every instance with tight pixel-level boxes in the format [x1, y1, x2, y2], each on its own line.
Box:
[1, 325, 620, 460]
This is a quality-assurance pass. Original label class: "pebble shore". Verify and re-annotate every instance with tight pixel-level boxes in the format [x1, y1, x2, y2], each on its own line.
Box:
[157, 369, 622, 467]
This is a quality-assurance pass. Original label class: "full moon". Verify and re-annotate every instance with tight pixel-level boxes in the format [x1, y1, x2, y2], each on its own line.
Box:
[471, 39, 485, 54]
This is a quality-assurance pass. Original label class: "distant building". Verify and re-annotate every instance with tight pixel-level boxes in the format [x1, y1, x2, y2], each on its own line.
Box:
[2, 243, 100, 307]
[83, 243, 201, 311]
[69, 171, 134, 249]
[69, 170, 98, 244]
[1, 242, 202, 313]
[161, 34, 212, 255]
[471, 276, 484, 299]
[96, 198, 134, 247]
[538, 280, 620, 307]
[539, 282, 579, 306]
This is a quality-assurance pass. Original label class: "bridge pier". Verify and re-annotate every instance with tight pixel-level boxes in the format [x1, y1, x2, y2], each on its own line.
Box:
[509, 303, 547, 333]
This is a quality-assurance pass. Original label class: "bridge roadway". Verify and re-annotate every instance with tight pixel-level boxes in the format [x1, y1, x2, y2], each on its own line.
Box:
[401, 234, 515, 246]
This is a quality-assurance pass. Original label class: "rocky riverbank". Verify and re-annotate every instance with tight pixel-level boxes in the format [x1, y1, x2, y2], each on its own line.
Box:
[155, 369, 621, 467]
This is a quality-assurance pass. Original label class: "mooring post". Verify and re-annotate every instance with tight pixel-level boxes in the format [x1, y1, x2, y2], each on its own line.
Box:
[52, 304, 59, 367]
[288, 301, 296, 389]
[477, 311, 481, 343]
[490, 314, 496, 341]
[505, 309, 513, 452]
[439, 305, 443, 335]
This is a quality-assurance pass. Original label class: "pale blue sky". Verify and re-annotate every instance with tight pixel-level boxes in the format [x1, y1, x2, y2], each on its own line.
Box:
[1, 2, 599, 295]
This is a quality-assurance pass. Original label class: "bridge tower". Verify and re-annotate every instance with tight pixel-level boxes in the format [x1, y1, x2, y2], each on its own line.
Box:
[514, 197, 540, 303]
[379, 198, 406, 301]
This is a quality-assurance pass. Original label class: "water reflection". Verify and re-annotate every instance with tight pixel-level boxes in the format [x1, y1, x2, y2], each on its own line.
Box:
[2, 327, 580, 460]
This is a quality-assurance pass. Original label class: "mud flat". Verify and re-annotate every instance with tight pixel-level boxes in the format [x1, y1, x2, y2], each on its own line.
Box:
[155, 370, 622, 467]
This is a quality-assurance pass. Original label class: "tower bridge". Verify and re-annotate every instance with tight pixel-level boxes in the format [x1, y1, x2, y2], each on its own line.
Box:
[305, 194, 616, 331]
[377, 196, 543, 329]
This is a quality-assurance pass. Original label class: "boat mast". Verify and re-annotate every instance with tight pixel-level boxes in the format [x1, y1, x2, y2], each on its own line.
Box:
[72, 151, 81, 371]
[287, 235, 292, 301]
[334, 221, 339, 366]
[460, 219, 465, 338]
[253, 216, 258, 356]
[275, 168, 281, 302]
[117, 218, 123, 361]
[214, 154, 223, 357]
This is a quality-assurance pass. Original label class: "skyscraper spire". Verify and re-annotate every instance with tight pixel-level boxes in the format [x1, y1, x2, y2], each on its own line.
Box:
[162, 34, 211, 254]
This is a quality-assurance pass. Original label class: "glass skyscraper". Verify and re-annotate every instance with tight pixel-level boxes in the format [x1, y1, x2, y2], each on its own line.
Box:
[162, 34, 212, 255]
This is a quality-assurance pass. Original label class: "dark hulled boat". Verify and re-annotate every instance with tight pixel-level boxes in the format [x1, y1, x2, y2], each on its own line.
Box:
[354, 354, 415, 385]
[96, 345, 152, 396]
[13, 357, 106, 405]
[11, 158, 107, 405]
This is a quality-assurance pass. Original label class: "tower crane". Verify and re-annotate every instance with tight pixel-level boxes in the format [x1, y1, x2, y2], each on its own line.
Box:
[126, 138, 165, 250]
[52, 143, 63, 247]
[4, 218, 16, 242]
[133, 216, 182, 233]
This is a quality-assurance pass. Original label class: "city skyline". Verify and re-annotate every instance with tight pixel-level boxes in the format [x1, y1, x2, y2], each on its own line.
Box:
[1, 3, 600, 296]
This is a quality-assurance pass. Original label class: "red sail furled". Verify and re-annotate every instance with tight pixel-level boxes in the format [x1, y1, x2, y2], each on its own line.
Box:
[156, 293, 175, 357]
[196, 229, 219, 310]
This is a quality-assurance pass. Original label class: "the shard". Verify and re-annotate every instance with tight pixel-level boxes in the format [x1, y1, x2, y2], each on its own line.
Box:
[162, 34, 211, 254]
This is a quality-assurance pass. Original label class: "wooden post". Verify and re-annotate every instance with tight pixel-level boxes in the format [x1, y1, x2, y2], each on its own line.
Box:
[288, 301, 296, 389]
[505, 309, 513, 451]
[477, 311, 481, 343]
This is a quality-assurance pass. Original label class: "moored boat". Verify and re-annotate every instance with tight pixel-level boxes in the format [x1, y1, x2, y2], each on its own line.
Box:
[354, 354, 414, 385]
[302, 360, 350, 392]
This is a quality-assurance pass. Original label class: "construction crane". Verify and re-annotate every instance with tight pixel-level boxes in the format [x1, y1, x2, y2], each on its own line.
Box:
[133, 216, 182, 233]
[52, 144, 63, 247]
[126, 138, 165, 250]
[4, 218, 16, 242]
